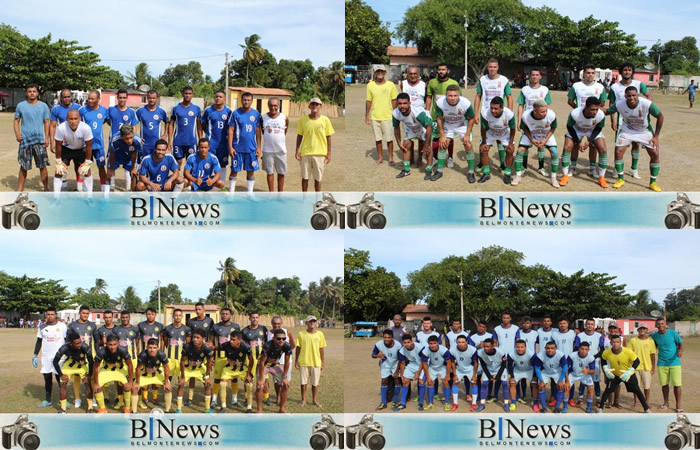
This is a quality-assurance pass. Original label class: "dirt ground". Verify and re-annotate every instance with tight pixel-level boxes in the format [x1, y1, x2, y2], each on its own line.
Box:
[0, 113, 345, 192]
[345, 84, 699, 192]
[344, 336, 700, 414]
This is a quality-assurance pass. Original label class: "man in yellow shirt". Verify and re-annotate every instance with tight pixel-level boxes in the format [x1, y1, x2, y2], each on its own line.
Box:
[295, 98, 334, 192]
[295, 315, 326, 408]
[627, 325, 656, 408]
[365, 65, 398, 165]
[599, 335, 650, 413]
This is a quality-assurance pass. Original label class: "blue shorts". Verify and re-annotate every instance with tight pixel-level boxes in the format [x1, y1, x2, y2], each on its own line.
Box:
[109, 155, 133, 171]
[173, 145, 195, 160]
[215, 146, 229, 168]
[91, 147, 107, 167]
[231, 152, 259, 173]
[191, 180, 214, 192]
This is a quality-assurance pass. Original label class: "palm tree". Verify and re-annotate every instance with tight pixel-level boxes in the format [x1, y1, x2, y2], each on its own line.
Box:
[90, 278, 108, 295]
[126, 63, 152, 89]
[240, 34, 265, 87]
[218, 257, 240, 310]
[118, 286, 142, 313]
[330, 276, 344, 321]
[318, 276, 340, 320]
[321, 61, 345, 105]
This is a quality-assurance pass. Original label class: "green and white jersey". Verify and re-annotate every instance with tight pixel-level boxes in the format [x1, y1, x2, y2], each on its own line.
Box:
[608, 80, 649, 104]
[520, 109, 557, 146]
[567, 107, 605, 134]
[401, 79, 427, 109]
[517, 85, 552, 110]
[568, 81, 607, 107]
[392, 106, 434, 135]
[476, 74, 512, 115]
[435, 96, 475, 130]
[481, 107, 516, 139]
[607, 98, 660, 134]
[426, 78, 461, 115]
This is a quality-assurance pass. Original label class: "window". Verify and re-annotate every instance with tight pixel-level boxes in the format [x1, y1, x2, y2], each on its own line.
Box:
[634, 321, 639, 328]
[96, 314, 101, 319]
[141, 96, 146, 103]
[256, 98, 263, 112]
[649, 74, 655, 82]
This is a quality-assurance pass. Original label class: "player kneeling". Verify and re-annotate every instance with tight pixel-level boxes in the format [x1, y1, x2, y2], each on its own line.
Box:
[476, 338, 510, 412]
[136, 139, 184, 192]
[53, 332, 94, 413]
[513, 100, 559, 188]
[257, 329, 293, 413]
[507, 340, 537, 412]
[131, 338, 171, 413]
[217, 330, 253, 412]
[566, 342, 597, 413]
[184, 138, 225, 192]
[93, 334, 134, 414]
[177, 328, 214, 413]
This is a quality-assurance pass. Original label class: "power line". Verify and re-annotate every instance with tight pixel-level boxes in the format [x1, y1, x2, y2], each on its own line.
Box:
[101, 53, 225, 62]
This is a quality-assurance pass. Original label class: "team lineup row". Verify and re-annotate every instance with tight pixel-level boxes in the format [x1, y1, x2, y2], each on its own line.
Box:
[371, 314, 683, 413]
[367, 60, 664, 191]
[13, 86, 334, 193]
[33, 304, 327, 414]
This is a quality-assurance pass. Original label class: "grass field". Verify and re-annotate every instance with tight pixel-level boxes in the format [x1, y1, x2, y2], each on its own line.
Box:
[345, 84, 699, 192]
[344, 335, 700, 414]
[0, 113, 345, 192]
[0, 327, 343, 414]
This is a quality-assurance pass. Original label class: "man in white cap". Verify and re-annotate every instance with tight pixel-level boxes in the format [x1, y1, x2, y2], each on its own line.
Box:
[295, 98, 334, 192]
[295, 315, 326, 407]
[365, 64, 398, 165]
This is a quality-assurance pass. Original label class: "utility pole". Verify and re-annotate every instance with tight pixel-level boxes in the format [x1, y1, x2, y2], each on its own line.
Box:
[460, 272, 464, 330]
[225, 52, 230, 106]
[157, 280, 161, 324]
[464, 15, 469, 89]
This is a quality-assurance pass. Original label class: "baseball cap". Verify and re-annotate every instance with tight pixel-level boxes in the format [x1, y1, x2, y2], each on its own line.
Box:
[305, 315, 318, 322]
[373, 64, 387, 72]
[309, 97, 323, 105]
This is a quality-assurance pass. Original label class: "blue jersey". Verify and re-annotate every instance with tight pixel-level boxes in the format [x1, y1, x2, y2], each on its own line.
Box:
[139, 154, 179, 187]
[507, 349, 535, 374]
[372, 340, 401, 372]
[533, 350, 568, 379]
[446, 330, 472, 350]
[111, 134, 142, 163]
[516, 329, 539, 352]
[107, 106, 138, 139]
[171, 103, 201, 146]
[451, 345, 478, 376]
[421, 345, 452, 372]
[229, 108, 260, 153]
[567, 351, 595, 377]
[493, 324, 520, 355]
[415, 330, 441, 346]
[50, 103, 80, 124]
[184, 153, 221, 180]
[536, 328, 555, 351]
[202, 105, 232, 152]
[477, 347, 507, 377]
[470, 332, 492, 348]
[79, 105, 109, 150]
[573, 332, 604, 357]
[398, 343, 423, 371]
[551, 329, 576, 355]
[136, 106, 169, 152]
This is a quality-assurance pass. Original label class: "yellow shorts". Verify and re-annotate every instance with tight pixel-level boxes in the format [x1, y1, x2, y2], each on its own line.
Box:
[213, 358, 228, 379]
[221, 364, 249, 381]
[139, 371, 166, 388]
[658, 366, 682, 387]
[168, 359, 182, 378]
[98, 368, 128, 387]
[61, 363, 89, 380]
[183, 365, 206, 383]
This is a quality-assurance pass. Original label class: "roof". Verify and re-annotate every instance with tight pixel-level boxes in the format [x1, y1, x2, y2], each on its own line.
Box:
[164, 304, 220, 311]
[620, 316, 657, 321]
[102, 89, 147, 95]
[228, 87, 293, 97]
[387, 46, 420, 57]
[403, 304, 430, 314]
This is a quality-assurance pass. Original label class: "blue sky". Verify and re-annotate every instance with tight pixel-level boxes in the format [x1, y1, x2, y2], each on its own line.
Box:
[4, 0, 343, 81]
[345, 230, 700, 304]
[366, 0, 700, 52]
[0, 230, 344, 302]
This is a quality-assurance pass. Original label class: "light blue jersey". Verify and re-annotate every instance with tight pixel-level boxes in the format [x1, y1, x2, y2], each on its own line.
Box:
[398, 343, 424, 379]
[508, 349, 535, 373]
[568, 351, 595, 378]
[493, 324, 520, 355]
[451, 345, 478, 378]
[516, 329, 539, 352]
[421, 344, 452, 379]
[415, 330, 441, 347]
[574, 331, 604, 356]
[373, 339, 401, 378]
[136, 105, 169, 153]
[229, 107, 260, 154]
[446, 330, 472, 350]
[552, 329, 576, 355]
[533, 350, 568, 382]
[536, 328, 555, 351]
[171, 103, 202, 146]
[477, 347, 508, 380]
[469, 332, 492, 349]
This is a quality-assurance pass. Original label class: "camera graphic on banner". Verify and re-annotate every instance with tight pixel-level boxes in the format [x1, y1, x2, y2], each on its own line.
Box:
[311, 193, 386, 230]
[665, 193, 700, 229]
[2, 194, 40, 230]
[310, 414, 385, 450]
[665, 414, 700, 450]
[1, 415, 40, 450]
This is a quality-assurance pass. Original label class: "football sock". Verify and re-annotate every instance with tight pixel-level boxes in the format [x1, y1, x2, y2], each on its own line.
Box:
[551, 147, 559, 174]
[631, 150, 640, 170]
[436, 150, 447, 172]
[497, 143, 506, 166]
[515, 151, 524, 173]
[380, 385, 388, 404]
[538, 148, 545, 169]
[466, 151, 475, 172]
[615, 160, 625, 180]
[164, 391, 172, 411]
[650, 163, 660, 183]
[95, 392, 105, 409]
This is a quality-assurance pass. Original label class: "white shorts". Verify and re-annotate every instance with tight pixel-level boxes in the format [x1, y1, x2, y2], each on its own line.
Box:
[519, 134, 556, 148]
[402, 364, 421, 380]
[427, 366, 447, 380]
[443, 125, 470, 140]
[380, 360, 399, 379]
[540, 372, 562, 384]
[41, 355, 58, 374]
[482, 130, 510, 146]
[456, 367, 475, 381]
[299, 366, 321, 387]
[300, 155, 325, 181]
[568, 373, 593, 386]
[593, 359, 601, 383]
[565, 129, 604, 142]
[262, 151, 287, 174]
[403, 127, 426, 142]
[616, 130, 654, 149]
[512, 369, 534, 383]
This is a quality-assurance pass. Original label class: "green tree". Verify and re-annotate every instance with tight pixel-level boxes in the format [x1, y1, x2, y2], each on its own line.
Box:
[664, 286, 700, 321]
[147, 283, 186, 309]
[0, 272, 71, 319]
[98, 68, 127, 89]
[117, 286, 143, 313]
[240, 34, 266, 87]
[159, 61, 207, 96]
[317, 61, 346, 106]
[75, 291, 114, 310]
[90, 278, 108, 295]
[126, 62, 153, 89]
[628, 289, 663, 316]
[345, 0, 391, 65]
[217, 257, 241, 310]
[649, 37, 700, 75]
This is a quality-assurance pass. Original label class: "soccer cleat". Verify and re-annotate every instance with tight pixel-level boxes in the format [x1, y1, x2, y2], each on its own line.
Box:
[559, 174, 569, 186]
[538, 168, 548, 177]
[396, 170, 411, 179]
[586, 407, 594, 414]
[447, 157, 455, 168]
[138, 400, 148, 409]
[391, 402, 398, 408]
[57, 409, 67, 414]
[74, 399, 82, 409]
[412, 396, 419, 402]
[539, 406, 547, 413]
[477, 173, 491, 183]
[263, 399, 272, 407]
[517, 398, 527, 405]
[476, 162, 484, 173]
[124, 408, 132, 414]
[598, 177, 608, 188]
[425, 403, 435, 411]
[38, 401, 52, 408]
[548, 398, 557, 407]
[644, 409, 651, 414]
[231, 401, 243, 408]
[503, 174, 512, 185]
[423, 171, 432, 180]
[205, 409, 215, 414]
[486, 397, 496, 404]
[511, 174, 521, 186]
[588, 167, 596, 178]
[451, 404, 459, 411]
[561, 406, 568, 413]
[444, 403, 452, 411]
[114, 401, 125, 410]
[504, 403, 510, 412]
[533, 403, 540, 413]
[568, 399, 577, 407]
[417, 404, 424, 412]
[649, 182, 662, 192]
[613, 179, 625, 189]
[175, 409, 182, 414]
[246, 408, 254, 414]
[467, 172, 476, 184]
[87, 409, 96, 414]
[575, 401, 583, 407]
[97, 408, 107, 414]
[475, 404, 485, 412]
[510, 403, 517, 411]
[569, 166, 576, 176]
[470, 404, 478, 412]
[393, 404, 406, 412]
[500, 163, 506, 172]
[218, 407, 227, 413]
[553, 408, 562, 413]
[430, 171, 443, 181]
[630, 169, 641, 179]
[376, 403, 387, 410]
[183, 399, 192, 407]
[210, 400, 217, 409]
[152, 399, 161, 406]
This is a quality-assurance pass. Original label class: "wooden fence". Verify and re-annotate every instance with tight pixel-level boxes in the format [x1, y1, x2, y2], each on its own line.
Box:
[287, 102, 342, 118]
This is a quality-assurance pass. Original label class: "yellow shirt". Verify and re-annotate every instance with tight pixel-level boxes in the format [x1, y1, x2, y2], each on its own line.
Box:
[296, 330, 326, 367]
[626, 337, 656, 371]
[602, 347, 638, 376]
[367, 80, 398, 121]
[297, 115, 334, 157]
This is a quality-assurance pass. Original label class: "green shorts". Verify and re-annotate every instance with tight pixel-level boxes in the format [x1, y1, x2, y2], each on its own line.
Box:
[658, 365, 682, 387]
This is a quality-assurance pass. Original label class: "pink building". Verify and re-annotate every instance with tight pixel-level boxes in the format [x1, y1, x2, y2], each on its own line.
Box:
[609, 68, 660, 87]
[615, 316, 657, 336]
[99, 89, 147, 109]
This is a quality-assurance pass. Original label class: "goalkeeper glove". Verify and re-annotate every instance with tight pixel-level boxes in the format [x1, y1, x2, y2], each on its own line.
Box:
[78, 160, 92, 176]
[603, 365, 615, 380]
[32, 355, 39, 368]
[55, 159, 67, 176]
[620, 367, 635, 382]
